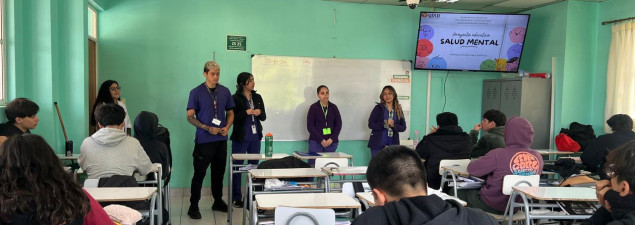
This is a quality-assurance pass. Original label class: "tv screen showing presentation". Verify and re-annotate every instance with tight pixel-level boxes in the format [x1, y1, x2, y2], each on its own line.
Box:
[414, 12, 530, 72]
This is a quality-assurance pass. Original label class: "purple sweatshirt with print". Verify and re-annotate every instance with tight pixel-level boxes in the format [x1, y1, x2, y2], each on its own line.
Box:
[467, 116, 544, 212]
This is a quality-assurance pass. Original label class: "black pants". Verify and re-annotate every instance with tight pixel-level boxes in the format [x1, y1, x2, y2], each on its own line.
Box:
[190, 141, 227, 207]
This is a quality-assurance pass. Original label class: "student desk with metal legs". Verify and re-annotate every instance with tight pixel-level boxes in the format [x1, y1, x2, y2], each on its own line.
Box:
[228, 153, 288, 225]
[85, 187, 158, 224]
[321, 166, 367, 192]
[254, 193, 361, 224]
[506, 186, 598, 225]
[245, 168, 328, 225]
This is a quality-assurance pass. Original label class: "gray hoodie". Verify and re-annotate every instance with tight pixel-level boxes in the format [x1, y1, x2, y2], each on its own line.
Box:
[79, 127, 153, 179]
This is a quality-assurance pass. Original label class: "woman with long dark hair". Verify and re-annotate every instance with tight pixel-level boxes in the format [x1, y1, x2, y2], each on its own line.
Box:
[229, 72, 266, 207]
[367, 85, 407, 156]
[91, 80, 131, 133]
[0, 134, 113, 225]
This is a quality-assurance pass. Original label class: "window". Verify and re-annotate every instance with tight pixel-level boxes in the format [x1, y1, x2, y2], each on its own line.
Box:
[88, 6, 97, 39]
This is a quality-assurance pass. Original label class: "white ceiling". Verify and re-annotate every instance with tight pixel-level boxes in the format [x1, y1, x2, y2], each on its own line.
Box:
[323, 0, 607, 13]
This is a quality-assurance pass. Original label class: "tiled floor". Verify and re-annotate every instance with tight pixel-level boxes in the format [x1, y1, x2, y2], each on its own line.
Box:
[167, 191, 246, 225]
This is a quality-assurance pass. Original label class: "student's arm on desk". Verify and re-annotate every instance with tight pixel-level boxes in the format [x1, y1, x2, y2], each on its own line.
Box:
[467, 152, 497, 176]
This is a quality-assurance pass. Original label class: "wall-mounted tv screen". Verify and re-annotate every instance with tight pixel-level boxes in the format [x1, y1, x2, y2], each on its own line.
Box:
[414, 12, 530, 72]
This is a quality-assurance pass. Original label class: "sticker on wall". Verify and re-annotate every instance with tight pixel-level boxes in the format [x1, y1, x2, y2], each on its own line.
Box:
[391, 75, 411, 83]
[227, 35, 247, 51]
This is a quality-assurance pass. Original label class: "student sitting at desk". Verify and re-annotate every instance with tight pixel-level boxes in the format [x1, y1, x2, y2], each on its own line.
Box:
[0, 134, 114, 225]
[585, 140, 635, 225]
[464, 116, 544, 214]
[581, 114, 635, 177]
[469, 109, 506, 158]
[134, 111, 170, 180]
[416, 112, 471, 190]
[0, 98, 40, 145]
[352, 145, 497, 225]
[79, 103, 153, 179]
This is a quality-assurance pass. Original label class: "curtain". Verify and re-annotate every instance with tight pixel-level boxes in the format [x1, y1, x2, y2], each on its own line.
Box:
[605, 21, 635, 132]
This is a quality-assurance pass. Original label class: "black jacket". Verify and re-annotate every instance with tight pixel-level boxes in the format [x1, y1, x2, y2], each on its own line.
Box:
[416, 125, 472, 190]
[352, 195, 498, 225]
[230, 91, 266, 141]
[585, 206, 635, 225]
[134, 111, 170, 180]
[580, 130, 635, 174]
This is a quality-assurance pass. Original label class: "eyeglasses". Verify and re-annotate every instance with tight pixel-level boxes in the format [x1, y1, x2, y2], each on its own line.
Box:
[109, 86, 121, 91]
[606, 163, 616, 179]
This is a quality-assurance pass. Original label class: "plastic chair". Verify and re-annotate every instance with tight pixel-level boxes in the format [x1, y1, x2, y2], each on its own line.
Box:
[315, 158, 349, 169]
[438, 159, 471, 195]
[275, 206, 335, 225]
[499, 174, 540, 224]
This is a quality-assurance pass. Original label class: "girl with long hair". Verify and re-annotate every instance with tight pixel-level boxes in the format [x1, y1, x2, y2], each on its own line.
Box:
[367, 85, 407, 156]
[0, 134, 113, 225]
[91, 80, 131, 133]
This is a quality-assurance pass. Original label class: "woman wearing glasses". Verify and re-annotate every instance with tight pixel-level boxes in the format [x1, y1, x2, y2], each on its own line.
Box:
[367, 85, 407, 156]
[90, 80, 131, 134]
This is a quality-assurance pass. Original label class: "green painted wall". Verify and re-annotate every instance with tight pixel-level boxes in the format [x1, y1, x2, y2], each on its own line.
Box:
[97, 0, 498, 188]
[593, 0, 635, 133]
[4, 0, 88, 153]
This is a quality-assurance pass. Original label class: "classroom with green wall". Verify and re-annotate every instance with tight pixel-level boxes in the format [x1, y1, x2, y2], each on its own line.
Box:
[2, 0, 631, 188]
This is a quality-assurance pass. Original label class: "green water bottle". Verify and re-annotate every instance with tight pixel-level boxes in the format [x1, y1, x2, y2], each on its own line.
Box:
[265, 132, 273, 157]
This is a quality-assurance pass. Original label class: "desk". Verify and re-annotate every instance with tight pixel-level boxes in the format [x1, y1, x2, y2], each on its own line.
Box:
[245, 168, 328, 225]
[56, 153, 80, 163]
[355, 191, 467, 207]
[85, 187, 157, 202]
[292, 152, 354, 166]
[440, 165, 482, 197]
[228, 153, 288, 225]
[321, 166, 367, 193]
[505, 186, 598, 225]
[254, 193, 360, 225]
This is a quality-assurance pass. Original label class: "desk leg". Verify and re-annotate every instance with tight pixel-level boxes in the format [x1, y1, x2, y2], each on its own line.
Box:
[243, 173, 252, 225]
[228, 160, 233, 225]
[449, 171, 458, 198]
[324, 176, 330, 193]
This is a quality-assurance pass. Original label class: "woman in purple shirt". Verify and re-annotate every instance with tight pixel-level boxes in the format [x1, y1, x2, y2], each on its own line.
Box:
[307, 85, 342, 157]
[367, 85, 407, 156]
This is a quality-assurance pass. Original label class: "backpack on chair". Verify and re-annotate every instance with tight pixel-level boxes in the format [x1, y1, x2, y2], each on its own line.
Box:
[155, 124, 172, 184]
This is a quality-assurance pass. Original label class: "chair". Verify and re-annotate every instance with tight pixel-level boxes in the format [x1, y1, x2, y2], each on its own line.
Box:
[400, 139, 414, 148]
[275, 206, 335, 225]
[315, 157, 349, 169]
[499, 174, 540, 224]
[438, 159, 471, 195]
[136, 163, 164, 225]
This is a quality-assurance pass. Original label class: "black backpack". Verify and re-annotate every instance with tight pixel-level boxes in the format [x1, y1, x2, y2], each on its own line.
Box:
[560, 122, 596, 152]
[155, 124, 172, 184]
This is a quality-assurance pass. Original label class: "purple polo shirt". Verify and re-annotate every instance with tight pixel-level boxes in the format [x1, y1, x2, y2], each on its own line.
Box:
[187, 83, 235, 144]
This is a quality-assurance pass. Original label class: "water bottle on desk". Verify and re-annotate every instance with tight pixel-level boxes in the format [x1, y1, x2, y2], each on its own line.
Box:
[265, 132, 273, 157]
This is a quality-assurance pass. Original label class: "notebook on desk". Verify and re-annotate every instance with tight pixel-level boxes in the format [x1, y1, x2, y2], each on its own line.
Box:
[294, 151, 320, 156]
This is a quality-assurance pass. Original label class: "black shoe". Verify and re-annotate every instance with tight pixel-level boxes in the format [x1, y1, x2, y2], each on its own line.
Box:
[187, 206, 202, 219]
[212, 201, 229, 212]
[233, 200, 244, 208]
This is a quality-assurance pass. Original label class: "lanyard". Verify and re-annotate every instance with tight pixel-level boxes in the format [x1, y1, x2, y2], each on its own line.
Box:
[248, 96, 255, 122]
[205, 86, 218, 119]
[322, 104, 329, 127]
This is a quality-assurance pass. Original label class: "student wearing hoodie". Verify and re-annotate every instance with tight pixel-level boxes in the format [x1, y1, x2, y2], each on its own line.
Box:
[134, 111, 170, 180]
[581, 114, 635, 176]
[463, 116, 544, 214]
[584, 140, 635, 225]
[351, 145, 498, 225]
[79, 104, 153, 179]
[415, 112, 472, 190]
[469, 109, 506, 158]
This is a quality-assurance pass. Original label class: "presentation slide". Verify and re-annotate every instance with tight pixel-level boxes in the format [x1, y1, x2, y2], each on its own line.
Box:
[415, 12, 529, 72]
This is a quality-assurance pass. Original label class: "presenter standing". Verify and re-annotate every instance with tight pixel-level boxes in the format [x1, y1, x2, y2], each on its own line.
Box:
[90, 80, 131, 134]
[307, 85, 342, 158]
[229, 72, 266, 208]
[186, 61, 235, 219]
[367, 85, 407, 156]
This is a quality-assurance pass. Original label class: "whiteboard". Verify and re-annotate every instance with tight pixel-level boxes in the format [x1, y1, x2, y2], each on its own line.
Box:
[252, 55, 411, 141]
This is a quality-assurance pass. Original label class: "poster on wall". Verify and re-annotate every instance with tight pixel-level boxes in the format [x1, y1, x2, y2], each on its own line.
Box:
[414, 12, 530, 72]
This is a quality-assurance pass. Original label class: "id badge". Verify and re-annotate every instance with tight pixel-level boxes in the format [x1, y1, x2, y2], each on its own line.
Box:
[212, 118, 221, 126]
[251, 125, 257, 134]
[322, 127, 332, 135]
